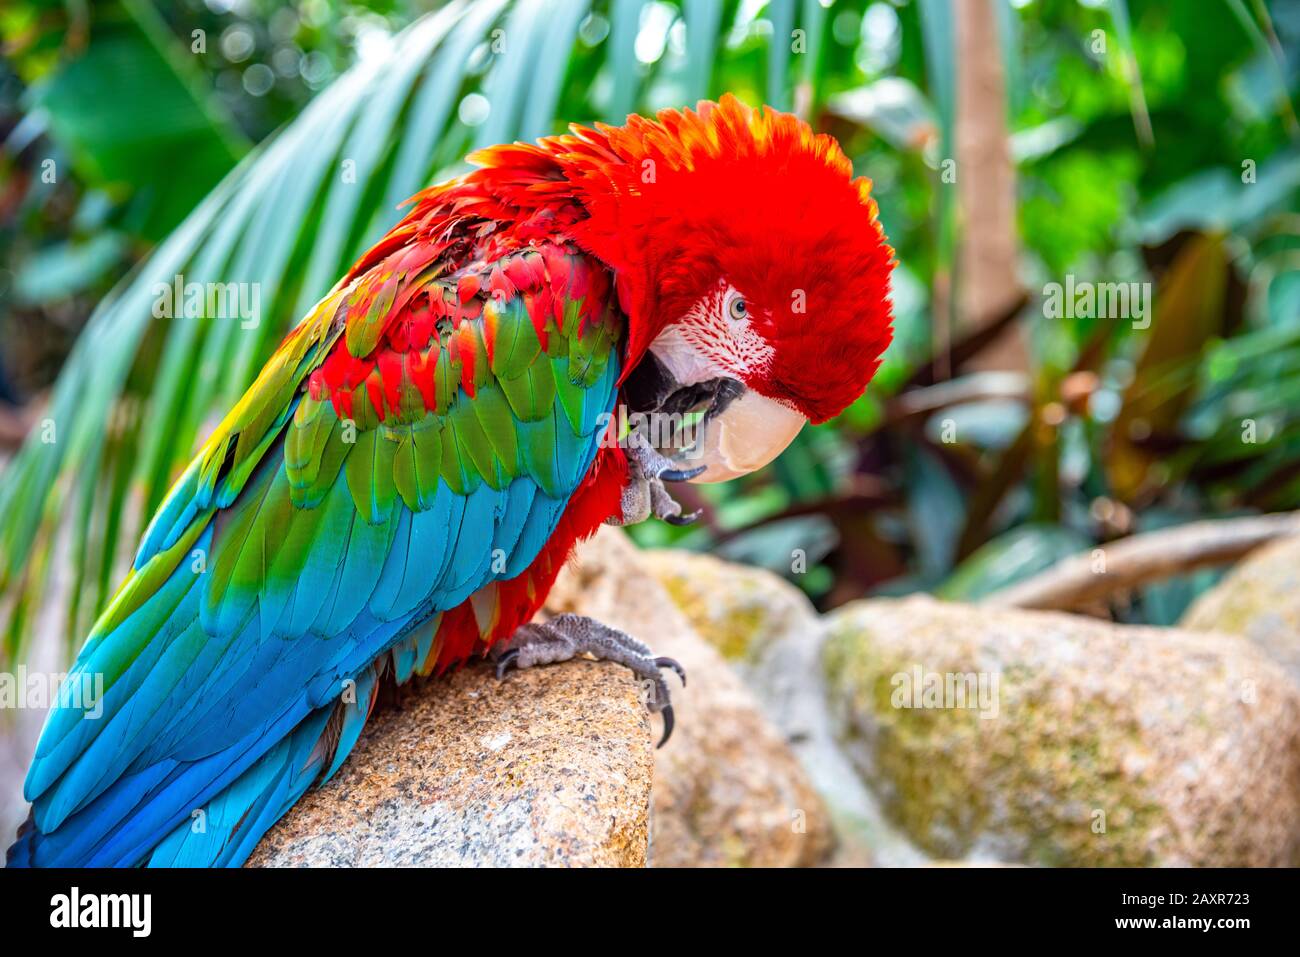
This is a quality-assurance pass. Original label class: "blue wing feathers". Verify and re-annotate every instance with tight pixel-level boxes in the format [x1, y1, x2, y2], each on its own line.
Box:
[12, 346, 618, 868]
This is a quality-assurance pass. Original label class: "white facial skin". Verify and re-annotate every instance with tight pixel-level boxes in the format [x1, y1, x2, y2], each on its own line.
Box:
[648, 281, 807, 482]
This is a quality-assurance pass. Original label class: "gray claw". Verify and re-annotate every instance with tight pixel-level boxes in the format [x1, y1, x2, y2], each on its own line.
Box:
[656, 656, 687, 686]
[659, 464, 707, 482]
[495, 648, 520, 680]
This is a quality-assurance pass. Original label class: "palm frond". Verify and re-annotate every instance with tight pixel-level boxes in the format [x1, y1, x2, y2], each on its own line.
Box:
[0, 0, 814, 663]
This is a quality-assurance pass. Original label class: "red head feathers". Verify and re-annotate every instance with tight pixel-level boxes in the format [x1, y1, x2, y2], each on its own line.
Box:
[545, 94, 895, 424]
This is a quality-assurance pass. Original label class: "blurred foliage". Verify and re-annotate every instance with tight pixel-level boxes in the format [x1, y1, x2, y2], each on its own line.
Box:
[0, 0, 1298, 664]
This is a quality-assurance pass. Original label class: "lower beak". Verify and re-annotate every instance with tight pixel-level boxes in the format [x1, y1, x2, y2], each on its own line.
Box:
[682, 389, 806, 483]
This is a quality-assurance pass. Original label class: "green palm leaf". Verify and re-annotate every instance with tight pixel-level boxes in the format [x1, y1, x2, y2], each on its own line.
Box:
[0, 0, 817, 664]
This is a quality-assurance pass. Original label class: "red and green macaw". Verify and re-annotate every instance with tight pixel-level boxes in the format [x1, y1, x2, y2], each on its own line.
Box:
[8, 96, 893, 867]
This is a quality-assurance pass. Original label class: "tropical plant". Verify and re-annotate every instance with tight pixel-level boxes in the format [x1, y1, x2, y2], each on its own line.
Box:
[1, 0, 1297, 665]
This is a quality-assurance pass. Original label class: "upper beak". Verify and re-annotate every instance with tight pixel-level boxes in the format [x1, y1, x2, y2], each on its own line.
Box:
[683, 389, 806, 483]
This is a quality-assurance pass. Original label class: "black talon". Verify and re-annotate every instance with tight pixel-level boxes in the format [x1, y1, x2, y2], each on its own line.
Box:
[657, 704, 675, 748]
[664, 509, 701, 526]
[495, 648, 520, 680]
[655, 656, 686, 686]
[659, 465, 707, 482]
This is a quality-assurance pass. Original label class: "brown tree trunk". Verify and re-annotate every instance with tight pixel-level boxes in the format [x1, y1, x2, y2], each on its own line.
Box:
[955, 0, 1026, 371]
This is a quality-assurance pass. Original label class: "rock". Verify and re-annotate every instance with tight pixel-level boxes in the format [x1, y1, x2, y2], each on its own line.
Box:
[547, 529, 834, 867]
[1181, 535, 1300, 685]
[822, 595, 1300, 867]
[249, 660, 653, 867]
[642, 548, 926, 866]
[641, 550, 817, 665]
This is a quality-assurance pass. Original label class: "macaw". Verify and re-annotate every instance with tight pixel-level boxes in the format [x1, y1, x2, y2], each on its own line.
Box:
[7, 95, 893, 867]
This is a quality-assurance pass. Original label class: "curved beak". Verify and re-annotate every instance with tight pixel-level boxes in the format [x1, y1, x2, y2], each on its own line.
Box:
[682, 389, 806, 483]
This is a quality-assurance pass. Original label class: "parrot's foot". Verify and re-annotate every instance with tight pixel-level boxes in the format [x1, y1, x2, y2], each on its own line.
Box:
[608, 440, 704, 527]
[494, 613, 686, 747]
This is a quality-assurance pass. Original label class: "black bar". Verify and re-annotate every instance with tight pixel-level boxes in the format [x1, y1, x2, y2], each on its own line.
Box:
[1, 866, 1289, 943]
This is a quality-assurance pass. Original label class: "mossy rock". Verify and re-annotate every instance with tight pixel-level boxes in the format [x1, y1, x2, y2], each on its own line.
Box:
[1181, 535, 1300, 685]
[642, 549, 819, 664]
[823, 596, 1300, 866]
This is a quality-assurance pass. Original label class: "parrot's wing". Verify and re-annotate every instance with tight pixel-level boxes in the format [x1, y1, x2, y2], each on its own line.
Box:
[15, 240, 622, 867]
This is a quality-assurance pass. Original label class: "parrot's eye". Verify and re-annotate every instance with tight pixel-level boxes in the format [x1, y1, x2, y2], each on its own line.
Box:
[727, 296, 748, 322]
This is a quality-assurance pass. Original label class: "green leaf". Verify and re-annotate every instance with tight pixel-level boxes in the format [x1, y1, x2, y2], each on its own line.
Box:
[13, 233, 128, 305]
[766, 0, 795, 112]
[938, 524, 1092, 602]
[0, 1, 571, 662]
[681, 0, 723, 102]
[26, 0, 247, 239]
[1106, 0, 1154, 148]
[606, 0, 646, 122]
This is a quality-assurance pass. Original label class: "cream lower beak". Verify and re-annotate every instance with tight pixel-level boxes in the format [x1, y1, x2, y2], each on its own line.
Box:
[685, 390, 807, 483]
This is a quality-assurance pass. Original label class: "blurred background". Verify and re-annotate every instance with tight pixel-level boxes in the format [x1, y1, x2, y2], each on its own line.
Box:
[0, 0, 1298, 856]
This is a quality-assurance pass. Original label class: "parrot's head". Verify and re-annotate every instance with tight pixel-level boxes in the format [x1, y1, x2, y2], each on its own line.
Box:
[567, 95, 895, 482]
